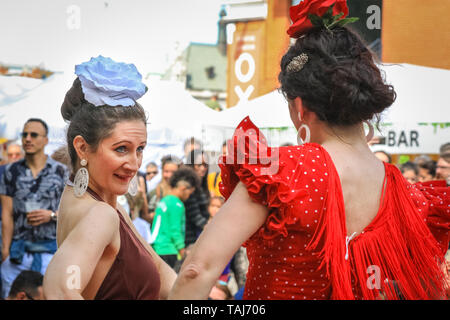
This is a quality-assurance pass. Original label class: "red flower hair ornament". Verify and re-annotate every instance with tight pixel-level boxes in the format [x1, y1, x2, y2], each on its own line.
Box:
[287, 0, 359, 38]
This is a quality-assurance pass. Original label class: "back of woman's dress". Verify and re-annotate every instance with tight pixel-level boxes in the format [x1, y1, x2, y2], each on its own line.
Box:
[219, 117, 449, 300]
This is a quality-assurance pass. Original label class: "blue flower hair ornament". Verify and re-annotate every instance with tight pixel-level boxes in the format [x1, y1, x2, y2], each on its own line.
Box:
[75, 55, 147, 107]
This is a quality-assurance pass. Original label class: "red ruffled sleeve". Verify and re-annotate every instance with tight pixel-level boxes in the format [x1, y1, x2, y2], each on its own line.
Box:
[414, 180, 450, 258]
[218, 116, 311, 241]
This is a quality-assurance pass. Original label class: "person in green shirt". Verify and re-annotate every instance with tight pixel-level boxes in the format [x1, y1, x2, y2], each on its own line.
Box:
[205, 94, 222, 111]
[151, 167, 198, 269]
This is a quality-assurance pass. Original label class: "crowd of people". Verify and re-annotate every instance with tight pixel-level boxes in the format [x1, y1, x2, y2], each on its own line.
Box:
[0, 115, 249, 299]
[373, 143, 450, 185]
[0, 115, 448, 300]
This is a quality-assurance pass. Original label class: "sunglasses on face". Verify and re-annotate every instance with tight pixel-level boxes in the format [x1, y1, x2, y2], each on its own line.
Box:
[146, 171, 158, 176]
[21, 131, 43, 139]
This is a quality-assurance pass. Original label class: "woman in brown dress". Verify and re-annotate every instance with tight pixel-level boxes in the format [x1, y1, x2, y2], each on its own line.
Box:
[43, 56, 176, 299]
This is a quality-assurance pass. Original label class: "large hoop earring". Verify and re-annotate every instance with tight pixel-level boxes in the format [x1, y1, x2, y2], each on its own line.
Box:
[297, 112, 311, 145]
[128, 174, 139, 196]
[73, 159, 89, 197]
[364, 121, 374, 142]
[297, 124, 311, 145]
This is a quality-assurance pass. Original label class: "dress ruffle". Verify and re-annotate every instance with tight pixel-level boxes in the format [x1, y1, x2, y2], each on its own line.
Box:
[218, 116, 310, 241]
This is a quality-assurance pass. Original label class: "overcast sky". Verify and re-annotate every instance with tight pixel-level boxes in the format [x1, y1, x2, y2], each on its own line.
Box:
[0, 0, 225, 76]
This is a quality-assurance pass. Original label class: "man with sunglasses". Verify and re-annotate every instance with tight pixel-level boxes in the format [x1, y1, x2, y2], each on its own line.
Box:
[0, 118, 68, 298]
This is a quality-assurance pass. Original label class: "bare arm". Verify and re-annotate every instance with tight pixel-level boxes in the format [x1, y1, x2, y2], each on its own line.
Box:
[155, 252, 178, 299]
[43, 203, 119, 300]
[168, 182, 269, 299]
[1, 195, 13, 262]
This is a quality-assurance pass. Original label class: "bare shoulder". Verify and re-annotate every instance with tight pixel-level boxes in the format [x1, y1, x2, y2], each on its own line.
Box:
[83, 202, 120, 229]
[58, 197, 119, 246]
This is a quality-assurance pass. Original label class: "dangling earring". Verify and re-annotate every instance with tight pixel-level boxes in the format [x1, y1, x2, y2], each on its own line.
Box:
[73, 159, 89, 197]
[297, 112, 311, 145]
[364, 121, 374, 142]
[128, 174, 139, 196]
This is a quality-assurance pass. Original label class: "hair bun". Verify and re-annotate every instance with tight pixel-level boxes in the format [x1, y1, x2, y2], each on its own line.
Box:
[279, 27, 396, 127]
[61, 78, 87, 122]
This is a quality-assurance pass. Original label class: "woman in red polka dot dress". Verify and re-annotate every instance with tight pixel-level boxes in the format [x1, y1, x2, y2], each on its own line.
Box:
[169, 0, 450, 300]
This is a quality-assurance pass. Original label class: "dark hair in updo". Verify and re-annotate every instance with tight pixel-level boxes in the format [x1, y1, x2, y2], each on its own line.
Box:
[279, 26, 396, 127]
[61, 77, 147, 172]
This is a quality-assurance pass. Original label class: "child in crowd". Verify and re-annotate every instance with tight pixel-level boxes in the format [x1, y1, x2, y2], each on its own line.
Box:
[208, 196, 225, 221]
[126, 190, 152, 244]
[399, 161, 419, 184]
[151, 167, 198, 269]
[418, 160, 437, 182]
[209, 280, 233, 300]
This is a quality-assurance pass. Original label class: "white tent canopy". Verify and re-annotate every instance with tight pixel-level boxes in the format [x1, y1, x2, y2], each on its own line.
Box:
[0, 74, 222, 169]
[0, 75, 44, 107]
[202, 90, 297, 150]
[139, 79, 221, 140]
[211, 63, 450, 127]
[0, 73, 72, 150]
[379, 63, 450, 124]
[207, 89, 291, 129]
[1, 63, 448, 160]
[137, 79, 223, 167]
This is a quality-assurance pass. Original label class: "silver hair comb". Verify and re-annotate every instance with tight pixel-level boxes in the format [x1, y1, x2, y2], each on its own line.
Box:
[286, 53, 309, 73]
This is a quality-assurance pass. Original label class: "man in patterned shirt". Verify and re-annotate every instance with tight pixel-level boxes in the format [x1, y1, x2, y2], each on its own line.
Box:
[0, 118, 68, 298]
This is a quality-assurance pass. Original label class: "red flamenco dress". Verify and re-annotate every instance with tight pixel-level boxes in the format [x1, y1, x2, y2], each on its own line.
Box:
[218, 117, 450, 300]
